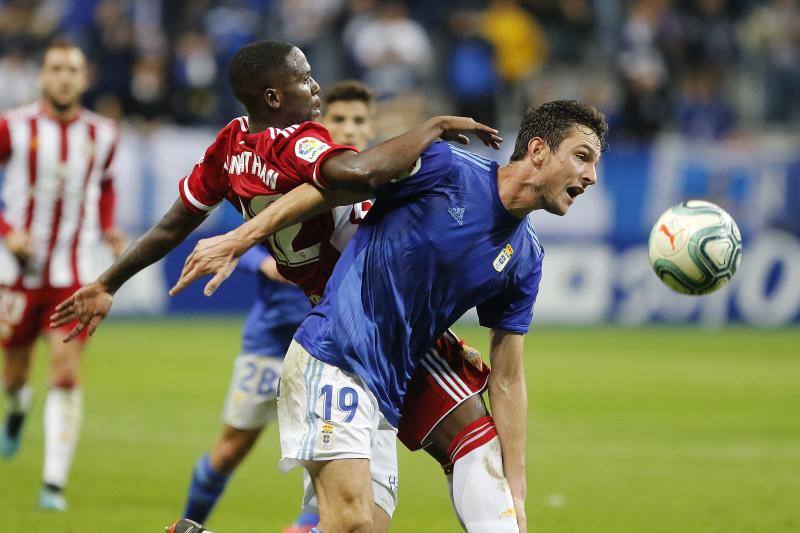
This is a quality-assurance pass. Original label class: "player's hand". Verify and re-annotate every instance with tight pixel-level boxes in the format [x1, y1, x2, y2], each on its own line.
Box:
[436, 116, 503, 150]
[4, 229, 32, 262]
[49, 281, 114, 342]
[169, 232, 248, 297]
[259, 256, 291, 284]
[102, 227, 128, 258]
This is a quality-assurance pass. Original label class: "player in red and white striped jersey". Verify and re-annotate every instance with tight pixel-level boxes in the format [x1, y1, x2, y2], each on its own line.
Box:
[0, 41, 125, 511]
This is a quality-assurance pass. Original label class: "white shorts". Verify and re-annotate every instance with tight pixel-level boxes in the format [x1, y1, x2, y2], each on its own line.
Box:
[222, 353, 283, 430]
[278, 340, 399, 515]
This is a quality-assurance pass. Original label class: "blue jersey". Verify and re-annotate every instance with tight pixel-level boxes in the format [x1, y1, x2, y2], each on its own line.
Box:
[238, 246, 310, 356]
[294, 142, 544, 426]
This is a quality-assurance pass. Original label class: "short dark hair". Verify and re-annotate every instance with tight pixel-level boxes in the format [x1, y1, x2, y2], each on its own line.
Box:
[324, 80, 375, 107]
[228, 39, 296, 106]
[510, 100, 608, 161]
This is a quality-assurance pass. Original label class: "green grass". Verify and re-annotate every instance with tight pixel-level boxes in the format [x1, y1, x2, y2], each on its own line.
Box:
[1, 320, 799, 532]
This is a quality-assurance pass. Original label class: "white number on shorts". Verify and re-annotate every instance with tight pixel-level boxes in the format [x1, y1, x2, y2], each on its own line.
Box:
[238, 361, 279, 396]
[244, 194, 321, 266]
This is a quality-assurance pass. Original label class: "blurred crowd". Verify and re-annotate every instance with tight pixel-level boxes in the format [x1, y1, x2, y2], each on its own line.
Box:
[1, 0, 799, 141]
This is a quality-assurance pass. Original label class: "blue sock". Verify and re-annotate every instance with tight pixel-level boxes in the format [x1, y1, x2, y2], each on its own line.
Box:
[309, 528, 324, 533]
[295, 510, 320, 526]
[182, 454, 231, 523]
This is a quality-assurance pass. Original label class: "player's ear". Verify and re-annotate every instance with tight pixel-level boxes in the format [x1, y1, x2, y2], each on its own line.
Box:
[264, 88, 280, 110]
[527, 137, 547, 168]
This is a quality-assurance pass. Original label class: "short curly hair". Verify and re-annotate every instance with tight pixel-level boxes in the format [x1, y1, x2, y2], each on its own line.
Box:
[510, 100, 608, 161]
[228, 39, 295, 106]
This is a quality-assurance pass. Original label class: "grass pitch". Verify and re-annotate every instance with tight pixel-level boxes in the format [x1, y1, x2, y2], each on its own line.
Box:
[1, 320, 798, 532]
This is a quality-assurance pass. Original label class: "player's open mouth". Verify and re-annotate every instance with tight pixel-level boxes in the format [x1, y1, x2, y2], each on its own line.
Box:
[566, 186, 584, 199]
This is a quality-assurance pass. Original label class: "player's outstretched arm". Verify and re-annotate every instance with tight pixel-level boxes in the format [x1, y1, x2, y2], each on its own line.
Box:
[50, 199, 206, 341]
[487, 329, 528, 533]
[320, 115, 502, 192]
[170, 183, 362, 297]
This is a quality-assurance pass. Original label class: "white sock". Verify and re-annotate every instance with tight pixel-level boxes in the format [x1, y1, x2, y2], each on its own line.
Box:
[6, 384, 34, 414]
[43, 387, 83, 488]
[451, 436, 518, 532]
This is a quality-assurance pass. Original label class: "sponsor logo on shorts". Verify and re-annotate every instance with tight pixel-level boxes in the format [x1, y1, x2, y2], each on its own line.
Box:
[493, 244, 514, 272]
[295, 137, 330, 163]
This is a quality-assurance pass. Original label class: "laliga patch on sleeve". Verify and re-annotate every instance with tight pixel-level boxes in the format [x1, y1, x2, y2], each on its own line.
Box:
[294, 136, 330, 163]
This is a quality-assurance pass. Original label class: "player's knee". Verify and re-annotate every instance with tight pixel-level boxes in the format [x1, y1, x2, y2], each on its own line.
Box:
[50, 371, 78, 389]
[323, 485, 374, 532]
[426, 395, 489, 466]
[3, 374, 27, 393]
[50, 359, 80, 388]
[330, 503, 373, 533]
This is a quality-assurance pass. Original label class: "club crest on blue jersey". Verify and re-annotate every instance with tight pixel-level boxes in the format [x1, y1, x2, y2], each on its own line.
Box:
[493, 244, 514, 272]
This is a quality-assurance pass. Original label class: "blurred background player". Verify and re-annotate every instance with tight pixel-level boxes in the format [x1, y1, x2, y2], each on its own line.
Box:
[0, 40, 125, 511]
[181, 245, 309, 526]
[181, 79, 376, 533]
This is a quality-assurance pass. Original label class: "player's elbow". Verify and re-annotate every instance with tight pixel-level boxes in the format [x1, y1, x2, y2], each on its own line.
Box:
[489, 371, 525, 398]
[326, 165, 376, 193]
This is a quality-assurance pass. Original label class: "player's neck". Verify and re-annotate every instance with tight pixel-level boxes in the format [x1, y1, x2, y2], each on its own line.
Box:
[246, 112, 299, 134]
[497, 162, 538, 218]
[41, 99, 81, 123]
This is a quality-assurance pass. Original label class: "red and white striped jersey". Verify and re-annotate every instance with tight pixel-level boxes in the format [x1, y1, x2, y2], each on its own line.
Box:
[0, 103, 118, 289]
[179, 116, 366, 302]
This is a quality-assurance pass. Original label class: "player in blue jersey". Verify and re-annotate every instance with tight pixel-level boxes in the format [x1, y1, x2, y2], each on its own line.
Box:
[170, 100, 608, 532]
[285, 101, 606, 533]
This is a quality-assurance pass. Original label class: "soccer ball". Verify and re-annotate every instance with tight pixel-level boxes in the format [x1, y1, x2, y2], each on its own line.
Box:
[648, 200, 742, 295]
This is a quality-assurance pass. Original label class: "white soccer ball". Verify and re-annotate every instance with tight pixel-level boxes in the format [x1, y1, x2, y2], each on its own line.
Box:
[648, 200, 742, 295]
